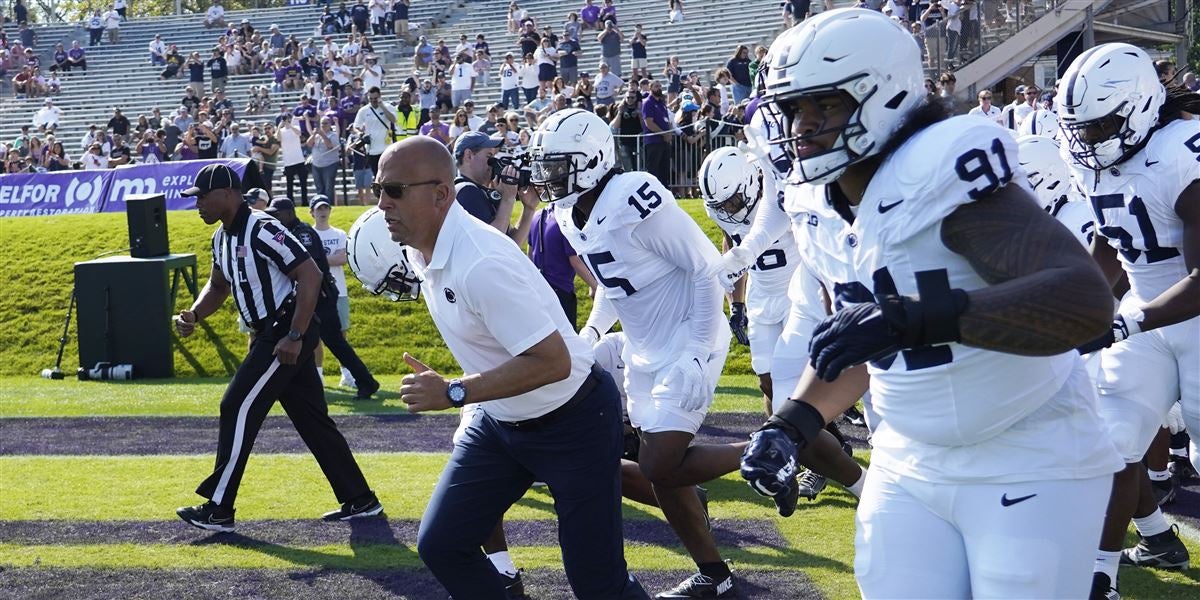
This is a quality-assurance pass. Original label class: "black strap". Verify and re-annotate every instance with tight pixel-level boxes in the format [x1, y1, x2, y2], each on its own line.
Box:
[368, 105, 396, 141]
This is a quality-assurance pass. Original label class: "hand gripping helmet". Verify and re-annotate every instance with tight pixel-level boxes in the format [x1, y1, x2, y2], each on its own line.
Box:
[1057, 43, 1164, 170]
[699, 146, 762, 225]
[761, 8, 924, 185]
[347, 207, 421, 302]
[1016, 108, 1061, 139]
[528, 108, 617, 208]
[1016, 135, 1071, 212]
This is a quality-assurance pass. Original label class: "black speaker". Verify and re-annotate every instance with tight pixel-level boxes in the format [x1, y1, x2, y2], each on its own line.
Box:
[75, 256, 180, 378]
[127, 194, 170, 258]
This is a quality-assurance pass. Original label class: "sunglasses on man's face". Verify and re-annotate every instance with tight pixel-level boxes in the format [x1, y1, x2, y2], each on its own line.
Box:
[371, 180, 440, 200]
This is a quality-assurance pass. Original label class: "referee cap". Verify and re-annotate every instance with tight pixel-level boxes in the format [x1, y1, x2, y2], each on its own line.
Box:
[181, 163, 241, 197]
[265, 198, 296, 214]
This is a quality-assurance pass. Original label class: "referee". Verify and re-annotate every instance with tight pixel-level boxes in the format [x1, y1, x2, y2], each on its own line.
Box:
[377, 137, 649, 599]
[173, 164, 382, 532]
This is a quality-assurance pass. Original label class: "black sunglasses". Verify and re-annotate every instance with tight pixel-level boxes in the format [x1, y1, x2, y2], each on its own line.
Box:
[371, 180, 440, 199]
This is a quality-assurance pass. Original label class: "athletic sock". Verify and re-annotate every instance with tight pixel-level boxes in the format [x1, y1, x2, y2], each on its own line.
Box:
[487, 550, 518, 577]
[1133, 509, 1171, 538]
[1094, 550, 1120, 582]
[1169, 447, 1188, 458]
[846, 472, 865, 498]
[698, 560, 731, 581]
[1148, 469, 1171, 482]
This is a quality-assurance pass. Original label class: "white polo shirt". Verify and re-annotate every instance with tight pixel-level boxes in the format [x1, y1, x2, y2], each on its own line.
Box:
[408, 202, 595, 422]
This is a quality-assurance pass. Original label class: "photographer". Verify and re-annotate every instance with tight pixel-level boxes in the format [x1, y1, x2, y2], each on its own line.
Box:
[350, 86, 396, 176]
[452, 132, 539, 246]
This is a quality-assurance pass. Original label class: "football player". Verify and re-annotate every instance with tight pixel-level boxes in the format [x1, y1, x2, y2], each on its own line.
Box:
[1055, 43, 1200, 600]
[1016, 108, 1062, 139]
[738, 9, 1123, 597]
[703, 145, 865, 505]
[1015, 134, 1095, 248]
[529, 108, 740, 597]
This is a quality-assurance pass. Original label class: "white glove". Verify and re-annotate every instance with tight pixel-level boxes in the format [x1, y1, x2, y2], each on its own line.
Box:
[1165, 402, 1186, 435]
[714, 245, 754, 293]
[652, 352, 708, 411]
[581, 325, 601, 346]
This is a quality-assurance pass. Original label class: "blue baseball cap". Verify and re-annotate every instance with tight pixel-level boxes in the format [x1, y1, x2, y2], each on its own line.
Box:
[453, 131, 504, 159]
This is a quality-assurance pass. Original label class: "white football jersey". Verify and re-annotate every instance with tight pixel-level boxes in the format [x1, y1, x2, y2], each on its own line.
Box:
[1052, 197, 1095, 250]
[784, 116, 1120, 483]
[704, 197, 798, 324]
[1068, 118, 1200, 303]
[555, 172, 726, 371]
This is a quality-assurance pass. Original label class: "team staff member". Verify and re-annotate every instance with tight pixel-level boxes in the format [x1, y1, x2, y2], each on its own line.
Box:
[265, 196, 382, 399]
[452, 131, 539, 245]
[174, 164, 382, 532]
[378, 137, 649, 599]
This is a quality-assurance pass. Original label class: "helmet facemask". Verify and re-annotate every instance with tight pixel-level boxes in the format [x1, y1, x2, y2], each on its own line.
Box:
[706, 190, 756, 225]
[1061, 109, 1136, 171]
[764, 81, 870, 185]
[373, 260, 422, 302]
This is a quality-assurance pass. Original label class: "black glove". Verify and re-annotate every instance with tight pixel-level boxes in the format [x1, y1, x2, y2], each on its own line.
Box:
[1076, 315, 1132, 355]
[809, 288, 968, 382]
[740, 400, 826, 517]
[729, 301, 750, 346]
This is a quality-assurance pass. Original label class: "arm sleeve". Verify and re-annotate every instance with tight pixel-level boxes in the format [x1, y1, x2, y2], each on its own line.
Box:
[631, 203, 721, 356]
[736, 174, 791, 264]
[583, 284, 619, 338]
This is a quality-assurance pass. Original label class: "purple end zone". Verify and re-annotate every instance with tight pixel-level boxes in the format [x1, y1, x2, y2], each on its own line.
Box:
[0, 413, 870, 456]
[0, 517, 785, 550]
[0, 567, 823, 599]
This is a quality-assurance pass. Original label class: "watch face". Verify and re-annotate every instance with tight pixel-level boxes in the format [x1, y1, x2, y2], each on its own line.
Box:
[448, 383, 466, 403]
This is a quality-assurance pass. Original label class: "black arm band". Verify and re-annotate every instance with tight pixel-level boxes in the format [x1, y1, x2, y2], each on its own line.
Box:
[885, 269, 970, 348]
[764, 400, 825, 451]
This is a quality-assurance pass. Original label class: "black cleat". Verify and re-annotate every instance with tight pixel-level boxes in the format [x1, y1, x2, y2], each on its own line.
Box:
[176, 501, 235, 533]
[322, 493, 384, 521]
[655, 571, 736, 598]
[1120, 524, 1190, 569]
[1151, 478, 1176, 506]
[842, 406, 866, 427]
[1089, 572, 1120, 600]
[796, 469, 828, 501]
[1169, 455, 1197, 483]
[355, 378, 381, 399]
[503, 570, 526, 599]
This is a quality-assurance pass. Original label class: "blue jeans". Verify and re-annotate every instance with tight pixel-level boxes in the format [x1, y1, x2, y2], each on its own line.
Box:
[311, 162, 338, 202]
[732, 83, 752, 104]
[501, 87, 521, 110]
[416, 368, 648, 599]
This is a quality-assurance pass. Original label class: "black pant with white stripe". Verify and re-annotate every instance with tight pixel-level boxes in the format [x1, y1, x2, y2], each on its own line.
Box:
[196, 318, 371, 508]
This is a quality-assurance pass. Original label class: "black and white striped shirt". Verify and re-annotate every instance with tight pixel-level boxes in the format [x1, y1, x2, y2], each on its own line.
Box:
[211, 204, 310, 330]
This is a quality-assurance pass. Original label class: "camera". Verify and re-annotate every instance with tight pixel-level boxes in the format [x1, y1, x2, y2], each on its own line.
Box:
[351, 132, 371, 154]
[490, 150, 532, 188]
[77, 362, 134, 381]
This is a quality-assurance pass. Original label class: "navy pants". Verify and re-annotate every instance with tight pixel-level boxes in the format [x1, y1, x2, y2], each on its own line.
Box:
[416, 369, 649, 599]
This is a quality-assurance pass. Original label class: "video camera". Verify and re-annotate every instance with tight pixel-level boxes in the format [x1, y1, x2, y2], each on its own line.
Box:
[489, 149, 532, 188]
[77, 362, 134, 381]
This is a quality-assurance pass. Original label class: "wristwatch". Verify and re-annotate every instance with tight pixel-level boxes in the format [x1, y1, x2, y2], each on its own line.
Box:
[287, 328, 303, 341]
[446, 379, 467, 408]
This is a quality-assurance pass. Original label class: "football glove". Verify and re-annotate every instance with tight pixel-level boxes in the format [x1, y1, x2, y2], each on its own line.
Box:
[729, 302, 750, 346]
[653, 352, 708, 411]
[1076, 314, 1138, 355]
[1165, 402, 1186, 435]
[714, 246, 753, 293]
[809, 289, 968, 382]
[740, 428, 799, 498]
[581, 325, 602, 346]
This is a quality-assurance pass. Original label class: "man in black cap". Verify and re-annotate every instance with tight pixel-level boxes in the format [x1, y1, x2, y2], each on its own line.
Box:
[173, 164, 383, 532]
[265, 195, 381, 399]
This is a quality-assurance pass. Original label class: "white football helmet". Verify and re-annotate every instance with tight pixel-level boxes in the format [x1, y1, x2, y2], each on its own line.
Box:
[1016, 135, 1072, 213]
[1057, 43, 1164, 170]
[1017, 109, 1060, 139]
[347, 207, 421, 302]
[528, 108, 617, 208]
[700, 147, 762, 225]
[762, 8, 924, 185]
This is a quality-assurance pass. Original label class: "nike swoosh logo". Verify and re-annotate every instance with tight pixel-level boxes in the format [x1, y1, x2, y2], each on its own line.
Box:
[1145, 159, 1160, 167]
[1000, 493, 1037, 506]
[878, 199, 903, 213]
[596, 216, 607, 224]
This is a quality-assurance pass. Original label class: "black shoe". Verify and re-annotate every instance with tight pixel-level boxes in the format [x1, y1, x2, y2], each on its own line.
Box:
[503, 570, 526, 599]
[1152, 478, 1176, 506]
[322, 493, 384, 521]
[355, 378, 381, 399]
[842, 406, 866, 427]
[176, 501, 235, 533]
[655, 570, 736, 598]
[1120, 524, 1190, 569]
[1089, 572, 1120, 600]
[1169, 454, 1198, 483]
[796, 469, 828, 501]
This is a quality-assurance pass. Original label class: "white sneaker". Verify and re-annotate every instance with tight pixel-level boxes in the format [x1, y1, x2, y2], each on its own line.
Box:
[340, 368, 356, 389]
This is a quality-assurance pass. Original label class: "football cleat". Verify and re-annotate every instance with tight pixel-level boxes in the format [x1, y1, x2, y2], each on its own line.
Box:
[1089, 572, 1120, 600]
[176, 501, 235, 533]
[1151, 478, 1176, 506]
[1120, 525, 1190, 569]
[842, 406, 866, 427]
[1169, 455, 1197, 483]
[503, 570, 526, 599]
[796, 469, 828, 501]
[655, 570, 736, 598]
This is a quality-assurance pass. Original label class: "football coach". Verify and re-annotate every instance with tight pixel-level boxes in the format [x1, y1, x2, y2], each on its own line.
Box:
[376, 136, 649, 599]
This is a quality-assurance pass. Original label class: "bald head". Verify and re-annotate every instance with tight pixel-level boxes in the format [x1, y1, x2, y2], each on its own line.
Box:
[379, 136, 455, 185]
